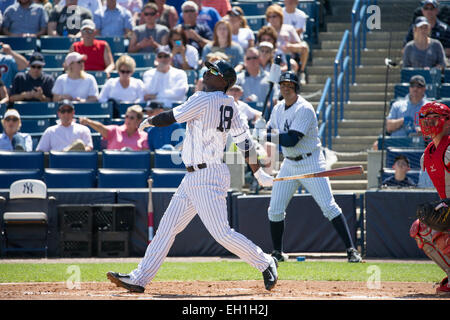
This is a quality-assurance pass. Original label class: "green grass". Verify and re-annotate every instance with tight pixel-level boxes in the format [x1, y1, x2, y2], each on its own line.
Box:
[0, 261, 444, 284]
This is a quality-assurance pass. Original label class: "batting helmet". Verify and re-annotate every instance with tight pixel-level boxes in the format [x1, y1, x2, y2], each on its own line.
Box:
[205, 60, 237, 92]
[416, 101, 450, 137]
[279, 71, 300, 93]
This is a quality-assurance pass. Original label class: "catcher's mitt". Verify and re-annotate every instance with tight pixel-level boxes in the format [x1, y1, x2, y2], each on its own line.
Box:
[417, 199, 450, 232]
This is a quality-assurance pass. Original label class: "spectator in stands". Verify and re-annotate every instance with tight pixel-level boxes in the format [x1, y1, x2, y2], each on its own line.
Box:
[142, 45, 188, 107]
[0, 43, 29, 91]
[150, 0, 178, 29]
[382, 155, 416, 188]
[404, 0, 450, 58]
[128, 2, 169, 53]
[258, 41, 275, 72]
[70, 19, 115, 77]
[227, 6, 255, 52]
[2, 0, 48, 37]
[236, 47, 279, 104]
[257, 25, 289, 73]
[195, 51, 229, 92]
[33, 0, 52, 17]
[403, 16, 447, 70]
[9, 52, 54, 103]
[79, 104, 148, 151]
[0, 108, 32, 151]
[176, 1, 213, 56]
[226, 84, 261, 126]
[202, 0, 231, 18]
[48, 0, 93, 37]
[36, 100, 93, 152]
[117, 0, 142, 26]
[94, 0, 134, 38]
[143, 101, 184, 151]
[178, 0, 221, 33]
[386, 75, 429, 137]
[168, 26, 199, 70]
[201, 20, 244, 72]
[283, 0, 308, 39]
[265, 4, 308, 85]
[0, 80, 9, 104]
[52, 52, 99, 102]
[98, 54, 145, 103]
[57, 0, 102, 15]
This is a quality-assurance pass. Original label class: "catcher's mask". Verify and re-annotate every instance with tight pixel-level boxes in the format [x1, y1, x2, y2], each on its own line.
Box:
[415, 101, 450, 138]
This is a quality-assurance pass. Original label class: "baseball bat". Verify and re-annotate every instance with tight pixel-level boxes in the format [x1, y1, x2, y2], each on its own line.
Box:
[147, 178, 154, 244]
[273, 165, 364, 182]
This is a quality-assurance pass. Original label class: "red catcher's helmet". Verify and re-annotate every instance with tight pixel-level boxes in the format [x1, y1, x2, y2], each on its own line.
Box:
[416, 102, 450, 137]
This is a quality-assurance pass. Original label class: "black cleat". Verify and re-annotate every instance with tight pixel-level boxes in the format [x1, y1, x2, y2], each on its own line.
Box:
[262, 257, 278, 290]
[347, 248, 363, 263]
[107, 271, 145, 293]
[271, 250, 289, 262]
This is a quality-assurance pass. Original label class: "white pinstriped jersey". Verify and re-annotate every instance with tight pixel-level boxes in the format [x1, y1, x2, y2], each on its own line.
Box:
[267, 95, 321, 158]
[173, 91, 249, 166]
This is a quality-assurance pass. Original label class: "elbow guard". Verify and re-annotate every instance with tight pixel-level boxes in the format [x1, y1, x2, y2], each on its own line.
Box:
[151, 110, 177, 127]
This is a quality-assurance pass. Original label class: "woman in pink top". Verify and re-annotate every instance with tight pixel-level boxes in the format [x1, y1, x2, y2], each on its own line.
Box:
[79, 105, 148, 151]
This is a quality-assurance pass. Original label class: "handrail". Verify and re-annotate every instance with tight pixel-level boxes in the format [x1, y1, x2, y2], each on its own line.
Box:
[317, 77, 333, 148]
[334, 30, 350, 136]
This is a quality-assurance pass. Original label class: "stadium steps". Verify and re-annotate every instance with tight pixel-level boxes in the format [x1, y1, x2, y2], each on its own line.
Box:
[301, 0, 418, 192]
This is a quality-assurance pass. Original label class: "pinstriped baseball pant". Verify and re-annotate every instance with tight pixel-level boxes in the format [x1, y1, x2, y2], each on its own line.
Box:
[130, 163, 272, 287]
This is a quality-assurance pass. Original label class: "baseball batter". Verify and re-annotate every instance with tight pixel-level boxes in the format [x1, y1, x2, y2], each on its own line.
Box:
[107, 60, 278, 293]
[410, 102, 450, 295]
[255, 71, 362, 263]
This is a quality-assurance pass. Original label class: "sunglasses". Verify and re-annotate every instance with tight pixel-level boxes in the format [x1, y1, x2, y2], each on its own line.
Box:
[267, 15, 279, 19]
[183, 9, 196, 13]
[59, 108, 73, 113]
[31, 65, 43, 69]
[119, 69, 132, 74]
[4, 117, 19, 122]
[157, 54, 170, 59]
[208, 67, 221, 76]
[125, 114, 136, 120]
[82, 29, 95, 34]
[144, 11, 157, 16]
[423, 6, 435, 10]
[246, 56, 259, 60]
[259, 49, 272, 54]
[410, 83, 425, 88]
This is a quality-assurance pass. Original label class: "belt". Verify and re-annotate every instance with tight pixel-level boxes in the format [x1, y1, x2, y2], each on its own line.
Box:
[286, 153, 312, 161]
[186, 163, 207, 172]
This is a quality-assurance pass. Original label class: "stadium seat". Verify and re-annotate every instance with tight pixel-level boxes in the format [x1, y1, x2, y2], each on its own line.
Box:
[113, 102, 146, 118]
[151, 168, 186, 188]
[439, 83, 450, 98]
[381, 168, 420, 185]
[246, 15, 266, 32]
[102, 150, 151, 173]
[39, 36, 80, 54]
[185, 69, 198, 85]
[97, 168, 148, 188]
[41, 53, 65, 69]
[86, 71, 109, 86]
[42, 69, 64, 80]
[0, 36, 37, 54]
[394, 83, 434, 99]
[12, 101, 58, 120]
[48, 151, 98, 171]
[72, 102, 113, 121]
[0, 169, 42, 188]
[0, 151, 45, 175]
[91, 133, 103, 151]
[386, 147, 424, 169]
[97, 37, 126, 54]
[20, 119, 51, 134]
[400, 68, 439, 84]
[444, 68, 450, 83]
[234, 1, 271, 16]
[297, 1, 320, 44]
[116, 53, 155, 69]
[377, 136, 426, 150]
[44, 169, 96, 188]
[153, 149, 185, 169]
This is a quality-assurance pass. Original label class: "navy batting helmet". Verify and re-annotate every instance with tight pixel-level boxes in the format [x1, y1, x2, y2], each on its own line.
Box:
[205, 60, 237, 92]
[279, 71, 300, 93]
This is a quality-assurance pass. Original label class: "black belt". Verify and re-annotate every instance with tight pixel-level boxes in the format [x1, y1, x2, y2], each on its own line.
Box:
[186, 163, 207, 172]
[286, 153, 312, 161]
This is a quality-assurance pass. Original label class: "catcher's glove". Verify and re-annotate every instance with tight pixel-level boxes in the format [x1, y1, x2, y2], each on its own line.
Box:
[416, 199, 450, 232]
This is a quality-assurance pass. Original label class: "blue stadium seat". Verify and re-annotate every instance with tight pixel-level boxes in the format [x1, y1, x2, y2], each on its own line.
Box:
[151, 168, 186, 188]
[297, 1, 320, 44]
[235, 1, 271, 16]
[44, 169, 96, 188]
[86, 71, 109, 86]
[48, 151, 98, 171]
[394, 83, 434, 99]
[39, 36, 80, 54]
[113, 102, 146, 118]
[0, 151, 45, 175]
[12, 102, 58, 120]
[72, 102, 113, 121]
[97, 168, 148, 188]
[19, 119, 51, 134]
[97, 37, 126, 54]
[185, 69, 198, 85]
[41, 53, 65, 69]
[0, 36, 37, 54]
[400, 68, 438, 84]
[102, 150, 151, 173]
[42, 69, 64, 80]
[440, 83, 450, 98]
[246, 15, 265, 31]
[377, 136, 426, 150]
[0, 169, 42, 188]
[381, 168, 420, 185]
[116, 53, 155, 69]
[444, 69, 450, 83]
[386, 147, 424, 169]
[92, 133, 103, 151]
[153, 149, 185, 169]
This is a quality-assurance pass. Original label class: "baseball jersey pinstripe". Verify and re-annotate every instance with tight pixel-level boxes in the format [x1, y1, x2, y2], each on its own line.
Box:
[267, 95, 342, 222]
[129, 90, 272, 287]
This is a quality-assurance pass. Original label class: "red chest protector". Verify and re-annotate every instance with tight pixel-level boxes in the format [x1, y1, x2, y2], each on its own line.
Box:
[424, 135, 450, 199]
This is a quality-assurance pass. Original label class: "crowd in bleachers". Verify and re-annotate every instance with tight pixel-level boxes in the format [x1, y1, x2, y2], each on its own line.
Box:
[0, 0, 321, 157]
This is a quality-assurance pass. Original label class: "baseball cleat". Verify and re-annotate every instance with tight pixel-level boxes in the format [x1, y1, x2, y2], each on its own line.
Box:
[262, 257, 278, 291]
[347, 248, 363, 263]
[107, 271, 145, 293]
[271, 250, 289, 262]
[436, 277, 450, 295]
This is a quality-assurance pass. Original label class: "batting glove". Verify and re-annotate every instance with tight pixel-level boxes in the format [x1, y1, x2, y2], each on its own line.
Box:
[139, 116, 154, 131]
[254, 167, 273, 187]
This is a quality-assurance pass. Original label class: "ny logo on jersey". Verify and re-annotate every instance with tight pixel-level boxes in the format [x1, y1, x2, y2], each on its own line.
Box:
[284, 120, 290, 132]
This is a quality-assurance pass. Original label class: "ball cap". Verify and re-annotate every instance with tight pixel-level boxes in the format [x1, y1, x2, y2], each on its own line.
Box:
[58, 99, 75, 110]
[423, 0, 438, 8]
[81, 19, 96, 30]
[205, 60, 237, 89]
[258, 41, 274, 50]
[65, 51, 87, 66]
[415, 16, 430, 28]
[410, 74, 426, 87]
[3, 109, 20, 120]
[156, 45, 171, 56]
[29, 51, 45, 66]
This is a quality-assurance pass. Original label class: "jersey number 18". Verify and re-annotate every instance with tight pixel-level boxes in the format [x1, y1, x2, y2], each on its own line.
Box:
[217, 105, 233, 132]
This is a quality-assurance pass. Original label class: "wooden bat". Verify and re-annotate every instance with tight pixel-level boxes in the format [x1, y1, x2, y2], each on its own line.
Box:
[147, 178, 154, 244]
[273, 165, 364, 182]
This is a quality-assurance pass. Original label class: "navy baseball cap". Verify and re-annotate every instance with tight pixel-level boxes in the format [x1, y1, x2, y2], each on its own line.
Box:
[59, 99, 74, 110]
[29, 52, 45, 66]
[410, 75, 426, 87]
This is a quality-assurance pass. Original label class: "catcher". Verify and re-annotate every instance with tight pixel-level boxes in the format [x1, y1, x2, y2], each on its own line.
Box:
[411, 101, 450, 295]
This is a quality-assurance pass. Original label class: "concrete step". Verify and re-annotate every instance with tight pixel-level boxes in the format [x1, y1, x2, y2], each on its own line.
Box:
[325, 22, 411, 32]
[332, 161, 368, 170]
[331, 143, 372, 152]
[308, 65, 396, 75]
[334, 151, 368, 162]
[308, 73, 400, 83]
[320, 40, 404, 50]
[330, 180, 368, 190]
[312, 56, 401, 66]
[338, 127, 382, 135]
[319, 31, 406, 42]
[312, 48, 402, 58]
[333, 136, 379, 144]
[341, 110, 385, 119]
[302, 83, 396, 93]
[309, 93, 393, 103]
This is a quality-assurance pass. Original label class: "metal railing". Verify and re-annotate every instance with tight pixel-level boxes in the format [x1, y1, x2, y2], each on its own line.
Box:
[317, 77, 333, 148]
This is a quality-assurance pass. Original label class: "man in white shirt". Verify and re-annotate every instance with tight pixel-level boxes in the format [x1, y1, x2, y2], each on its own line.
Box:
[36, 100, 93, 152]
[143, 45, 188, 107]
[282, 0, 308, 39]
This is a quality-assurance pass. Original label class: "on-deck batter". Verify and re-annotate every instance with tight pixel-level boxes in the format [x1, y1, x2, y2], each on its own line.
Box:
[107, 60, 278, 293]
[255, 71, 363, 263]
